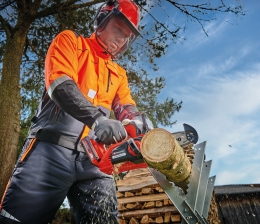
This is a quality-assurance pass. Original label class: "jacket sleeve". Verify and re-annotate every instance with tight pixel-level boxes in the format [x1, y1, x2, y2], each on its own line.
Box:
[45, 30, 79, 90]
[51, 79, 103, 128]
[44, 30, 103, 128]
[112, 70, 141, 121]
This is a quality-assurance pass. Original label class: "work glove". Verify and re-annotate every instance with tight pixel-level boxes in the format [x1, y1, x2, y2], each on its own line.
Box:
[92, 116, 127, 145]
[122, 119, 144, 138]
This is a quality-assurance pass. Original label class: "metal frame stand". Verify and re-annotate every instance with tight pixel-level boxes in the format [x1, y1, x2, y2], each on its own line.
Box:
[149, 141, 216, 224]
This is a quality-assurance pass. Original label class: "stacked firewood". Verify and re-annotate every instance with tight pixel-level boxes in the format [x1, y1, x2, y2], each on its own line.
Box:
[115, 140, 195, 224]
[116, 168, 181, 224]
[207, 191, 221, 224]
[115, 139, 221, 224]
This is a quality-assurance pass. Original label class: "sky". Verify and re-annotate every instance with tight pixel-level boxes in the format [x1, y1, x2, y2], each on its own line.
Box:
[146, 0, 260, 186]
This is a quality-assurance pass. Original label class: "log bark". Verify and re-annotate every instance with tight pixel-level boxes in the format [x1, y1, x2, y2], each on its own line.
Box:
[140, 128, 191, 191]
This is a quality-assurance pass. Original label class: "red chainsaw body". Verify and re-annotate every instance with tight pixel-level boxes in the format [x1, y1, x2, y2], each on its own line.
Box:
[81, 116, 198, 175]
[81, 135, 147, 175]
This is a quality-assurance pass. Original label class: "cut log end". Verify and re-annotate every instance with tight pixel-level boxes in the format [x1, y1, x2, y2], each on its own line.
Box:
[140, 128, 192, 191]
[140, 128, 176, 163]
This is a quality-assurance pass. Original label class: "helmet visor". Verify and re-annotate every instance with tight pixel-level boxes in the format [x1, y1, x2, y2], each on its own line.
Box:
[95, 8, 140, 60]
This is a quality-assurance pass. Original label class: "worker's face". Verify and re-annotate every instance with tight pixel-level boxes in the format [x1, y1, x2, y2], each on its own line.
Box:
[98, 17, 133, 54]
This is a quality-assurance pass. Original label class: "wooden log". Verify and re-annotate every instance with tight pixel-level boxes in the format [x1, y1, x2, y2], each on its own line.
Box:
[117, 191, 124, 198]
[155, 217, 164, 223]
[163, 199, 169, 206]
[155, 186, 164, 193]
[140, 215, 149, 224]
[125, 202, 142, 210]
[141, 187, 153, 194]
[171, 214, 181, 222]
[164, 211, 171, 223]
[126, 203, 137, 210]
[117, 176, 157, 192]
[118, 203, 127, 211]
[125, 191, 135, 197]
[135, 191, 142, 196]
[123, 168, 151, 179]
[129, 217, 139, 224]
[118, 206, 178, 219]
[142, 201, 155, 209]
[149, 217, 154, 223]
[117, 193, 169, 204]
[156, 200, 163, 207]
[140, 128, 191, 191]
[118, 218, 127, 224]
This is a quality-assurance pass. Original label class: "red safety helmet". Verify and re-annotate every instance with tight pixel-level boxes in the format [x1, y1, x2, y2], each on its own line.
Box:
[94, 0, 141, 59]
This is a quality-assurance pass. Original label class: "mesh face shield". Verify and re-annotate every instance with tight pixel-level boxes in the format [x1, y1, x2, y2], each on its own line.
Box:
[94, 8, 140, 60]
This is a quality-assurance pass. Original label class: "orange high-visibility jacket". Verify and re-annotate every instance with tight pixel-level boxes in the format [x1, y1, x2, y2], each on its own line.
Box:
[28, 30, 136, 144]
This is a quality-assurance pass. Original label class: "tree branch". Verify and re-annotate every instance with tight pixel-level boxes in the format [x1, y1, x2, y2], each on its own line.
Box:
[0, 15, 13, 37]
[35, 0, 104, 19]
[140, 5, 181, 40]
[166, 0, 245, 36]
[0, 0, 15, 11]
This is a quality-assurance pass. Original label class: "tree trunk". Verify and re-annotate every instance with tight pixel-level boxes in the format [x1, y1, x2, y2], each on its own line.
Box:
[140, 128, 191, 191]
[0, 27, 30, 198]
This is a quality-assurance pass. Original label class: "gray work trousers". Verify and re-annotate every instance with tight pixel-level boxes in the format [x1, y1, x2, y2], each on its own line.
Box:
[0, 139, 118, 224]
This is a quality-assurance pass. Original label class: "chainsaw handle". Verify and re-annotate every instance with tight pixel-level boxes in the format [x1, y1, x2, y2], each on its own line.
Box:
[123, 113, 153, 138]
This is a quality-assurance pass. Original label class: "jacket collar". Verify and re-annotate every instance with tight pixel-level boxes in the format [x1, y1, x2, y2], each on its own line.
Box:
[88, 33, 111, 60]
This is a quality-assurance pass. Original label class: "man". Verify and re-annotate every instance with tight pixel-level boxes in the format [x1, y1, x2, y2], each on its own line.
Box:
[0, 0, 144, 223]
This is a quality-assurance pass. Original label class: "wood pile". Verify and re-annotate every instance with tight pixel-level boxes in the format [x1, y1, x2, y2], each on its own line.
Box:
[115, 140, 195, 224]
[115, 140, 221, 224]
[207, 191, 221, 224]
[116, 168, 182, 224]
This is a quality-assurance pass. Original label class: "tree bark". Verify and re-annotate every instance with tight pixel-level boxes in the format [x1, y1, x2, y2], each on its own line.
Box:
[140, 128, 191, 191]
[0, 22, 32, 198]
[0, 0, 101, 198]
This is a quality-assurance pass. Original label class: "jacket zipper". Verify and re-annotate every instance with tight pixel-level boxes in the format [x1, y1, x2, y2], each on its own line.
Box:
[106, 70, 111, 92]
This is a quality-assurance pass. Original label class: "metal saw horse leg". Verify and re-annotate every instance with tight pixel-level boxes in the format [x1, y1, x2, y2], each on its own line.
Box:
[149, 141, 216, 224]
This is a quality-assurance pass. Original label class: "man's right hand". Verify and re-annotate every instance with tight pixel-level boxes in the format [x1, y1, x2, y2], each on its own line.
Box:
[92, 116, 127, 145]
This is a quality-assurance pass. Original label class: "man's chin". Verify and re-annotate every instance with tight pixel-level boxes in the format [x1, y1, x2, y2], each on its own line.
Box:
[107, 47, 117, 55]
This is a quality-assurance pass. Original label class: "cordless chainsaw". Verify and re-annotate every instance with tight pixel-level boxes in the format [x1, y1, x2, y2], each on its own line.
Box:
[81, 114, 198, 175]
